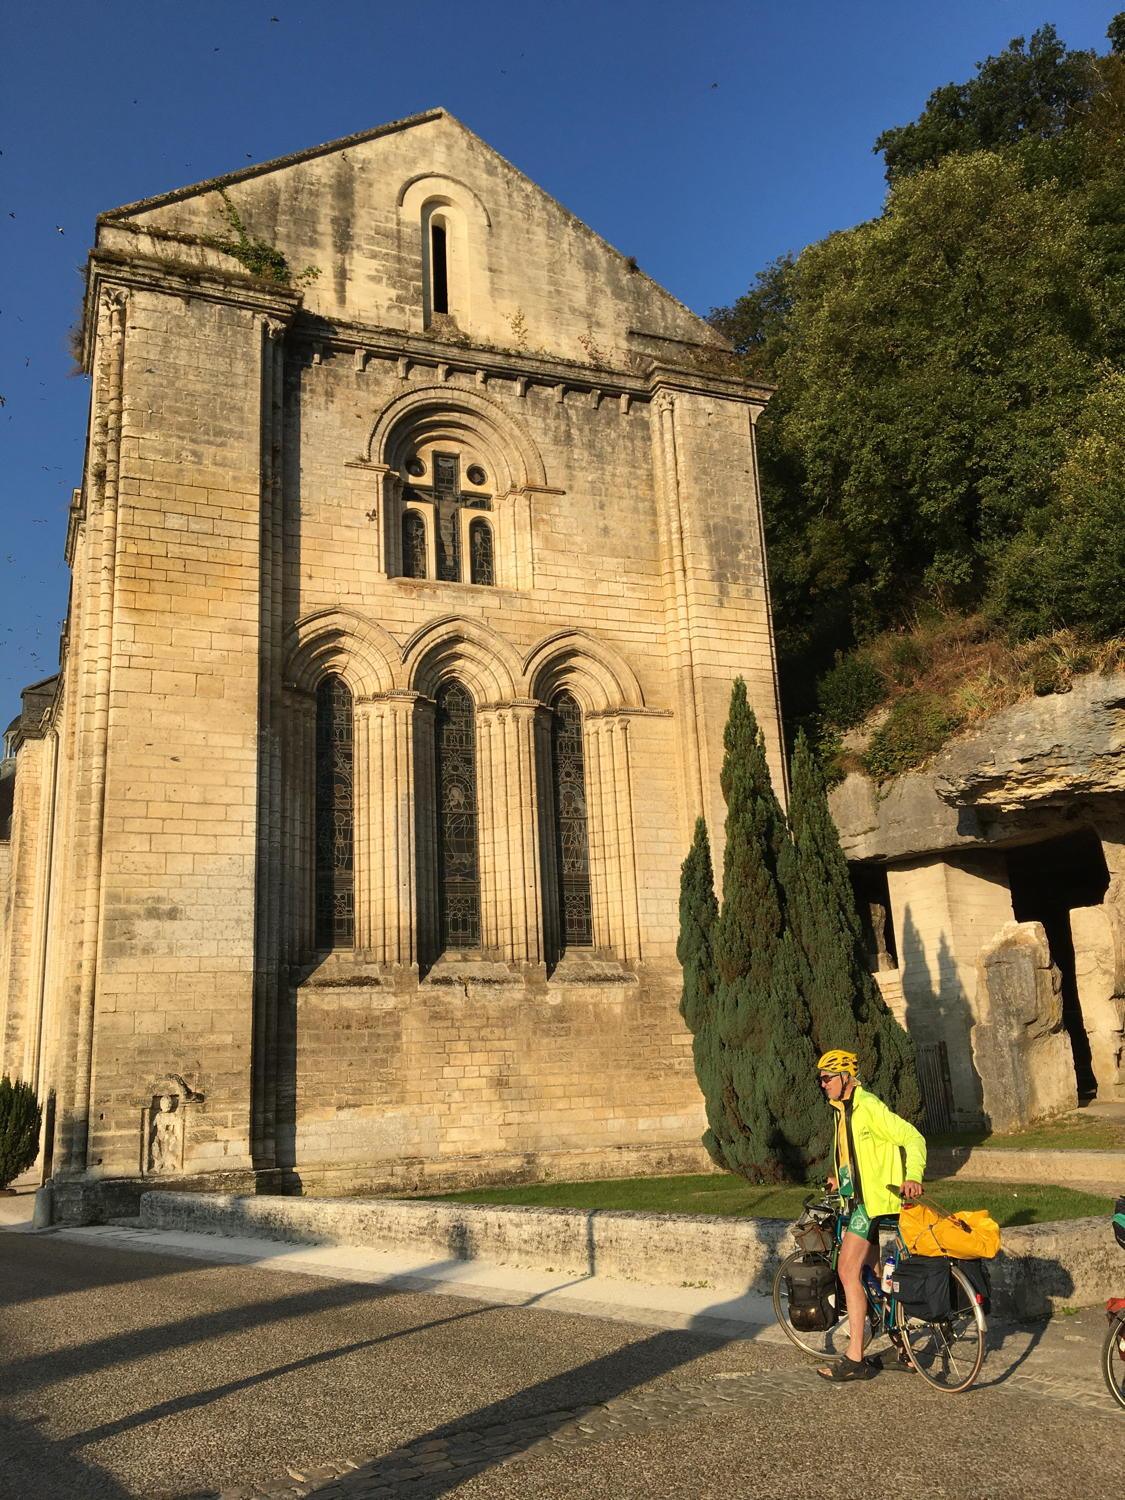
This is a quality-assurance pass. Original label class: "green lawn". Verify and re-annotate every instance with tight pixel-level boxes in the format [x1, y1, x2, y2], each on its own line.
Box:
[933, 1113, 1125, 1153]
[432, 1173, 1112, 1226]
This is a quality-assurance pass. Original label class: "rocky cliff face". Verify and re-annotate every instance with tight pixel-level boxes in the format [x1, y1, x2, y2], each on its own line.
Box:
[830, 670, 1125, 862]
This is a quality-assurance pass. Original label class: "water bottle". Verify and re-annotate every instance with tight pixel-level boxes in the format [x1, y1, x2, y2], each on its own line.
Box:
[861, 1264, 881, 1300]
[881, 1247, 898, 1295]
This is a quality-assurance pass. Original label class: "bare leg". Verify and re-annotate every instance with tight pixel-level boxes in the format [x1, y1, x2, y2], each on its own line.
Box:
[819, 1230, 877, 1374]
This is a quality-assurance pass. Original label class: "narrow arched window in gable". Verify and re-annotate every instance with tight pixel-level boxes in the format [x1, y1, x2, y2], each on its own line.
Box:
[435, 681, 481, 951]
[402, 509, 428, 579]
[430, 220, 449, 315]
[469, 517, 494, 586]
[314, 674, 354, 948]
[551, 691, 593, 948]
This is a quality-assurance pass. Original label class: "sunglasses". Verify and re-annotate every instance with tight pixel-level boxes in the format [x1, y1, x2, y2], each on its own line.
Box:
[818, 1073, 840, 1083]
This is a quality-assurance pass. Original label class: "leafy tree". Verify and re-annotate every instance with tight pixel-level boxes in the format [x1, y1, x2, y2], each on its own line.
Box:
[677, 818, 726, 1164]
[785, 734, 921, 1123]
[875, 24, 1100, 183]
[743, 149, 1105, 700]
[0, 1077, 41, 1190]
[990, 368, 1125, 638]
[710, 15, 1125, 736]
[707, 255, 795, 381]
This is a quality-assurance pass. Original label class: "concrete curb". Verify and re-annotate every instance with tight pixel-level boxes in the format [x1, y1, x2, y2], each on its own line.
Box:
[930, 1145, 1125, 1190]
[139, 1192, 1123, 1318]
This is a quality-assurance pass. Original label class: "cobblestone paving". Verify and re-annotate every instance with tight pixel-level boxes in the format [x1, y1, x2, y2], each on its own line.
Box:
[208, 1367, 817, 1498]
[207, 1359, 1114, 1499]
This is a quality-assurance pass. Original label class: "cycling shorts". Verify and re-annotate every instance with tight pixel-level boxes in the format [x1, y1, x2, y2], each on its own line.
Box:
[843, 1205, 898, 1244]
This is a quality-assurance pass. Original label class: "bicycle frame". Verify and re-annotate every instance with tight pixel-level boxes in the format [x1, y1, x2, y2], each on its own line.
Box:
[822, 1200, 906, 1338]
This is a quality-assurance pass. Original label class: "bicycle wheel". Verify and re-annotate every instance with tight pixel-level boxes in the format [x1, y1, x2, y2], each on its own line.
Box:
[1102, 1311, 1125, 1410]
[771, 1251, 865, 1359]
[899, 1262, 986, 1392]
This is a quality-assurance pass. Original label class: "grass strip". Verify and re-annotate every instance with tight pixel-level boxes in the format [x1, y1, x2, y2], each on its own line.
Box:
[432, 1173, 1112, 1226]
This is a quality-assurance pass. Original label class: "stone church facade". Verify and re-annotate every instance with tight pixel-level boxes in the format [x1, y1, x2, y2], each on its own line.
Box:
[0, 112, 782, 1204]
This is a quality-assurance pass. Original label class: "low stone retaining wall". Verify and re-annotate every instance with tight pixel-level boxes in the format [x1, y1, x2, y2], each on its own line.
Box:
[140, 1192, 1121, 1318]
[930, 1146, 1124, 1191]
[140, 1192, 791, 1295]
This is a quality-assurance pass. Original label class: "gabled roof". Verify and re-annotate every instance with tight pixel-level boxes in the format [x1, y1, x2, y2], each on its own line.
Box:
[100, 109, 446, 221]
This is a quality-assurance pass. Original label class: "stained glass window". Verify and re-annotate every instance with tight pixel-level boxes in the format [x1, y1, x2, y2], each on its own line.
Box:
[551, 692, 593, 947]
[402, 451, 492, 584]
[436, 682, 481, 950]
[433, 452, 462, 582]
[315, 675, 354, 948]
[403, 510, 427, 579]
[469, 519, 494, 586]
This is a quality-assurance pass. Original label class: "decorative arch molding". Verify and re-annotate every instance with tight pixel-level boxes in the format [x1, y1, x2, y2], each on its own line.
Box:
[283, 607, 399, 697]
[366, 386, 548, 494]
[523, 630, 645, 714]
[397, 172, 493, 230]
[402, 614, 525, 704]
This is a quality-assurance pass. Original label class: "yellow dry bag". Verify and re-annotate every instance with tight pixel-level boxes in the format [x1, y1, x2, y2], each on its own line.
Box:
[899, 1204, 1001, 1260]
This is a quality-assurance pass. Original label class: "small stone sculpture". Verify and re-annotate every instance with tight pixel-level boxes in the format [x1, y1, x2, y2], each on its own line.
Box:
[148, 1094, 181, 1174]
[140, 1073, 203, 1176]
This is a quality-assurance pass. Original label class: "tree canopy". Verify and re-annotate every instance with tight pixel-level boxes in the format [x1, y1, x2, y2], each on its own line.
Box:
[711, 15, 1125, 736]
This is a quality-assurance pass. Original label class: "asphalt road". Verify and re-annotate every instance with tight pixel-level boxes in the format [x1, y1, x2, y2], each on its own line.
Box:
[0, 1230, 1119, 1499]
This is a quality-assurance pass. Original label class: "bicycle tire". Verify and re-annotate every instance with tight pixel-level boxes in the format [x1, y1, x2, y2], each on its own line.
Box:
[899, 1262, 986, 1393]
[771, 1251, 865, 1359]
[1102, 1310, 1125, 1410]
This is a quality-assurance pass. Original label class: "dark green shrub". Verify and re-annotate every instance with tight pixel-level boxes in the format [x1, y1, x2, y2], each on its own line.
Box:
[0, 1076, 41, 1189]
[862, 693, 961, 780]
[816, 653, 886, 731]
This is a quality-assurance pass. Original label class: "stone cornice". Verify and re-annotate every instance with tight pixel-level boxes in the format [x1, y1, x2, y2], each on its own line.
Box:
[81, 248, 301, 371]
[289, 317, 769, 407]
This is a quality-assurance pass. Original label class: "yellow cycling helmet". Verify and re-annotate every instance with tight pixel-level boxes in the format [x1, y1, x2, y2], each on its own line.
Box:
[816, 1049, 858, 1077]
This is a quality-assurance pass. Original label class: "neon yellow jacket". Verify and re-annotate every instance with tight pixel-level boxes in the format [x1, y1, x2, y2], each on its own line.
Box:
[830, 1084, 927, 1219]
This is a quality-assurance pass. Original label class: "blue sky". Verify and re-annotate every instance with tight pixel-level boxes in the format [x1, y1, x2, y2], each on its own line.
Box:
[0, 0, 1116, 722]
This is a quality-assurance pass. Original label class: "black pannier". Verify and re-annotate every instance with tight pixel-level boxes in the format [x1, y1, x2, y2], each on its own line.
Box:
[957, 1257, 992, 1315]
[1113, 1196, 1125, 1251]
[784, 1256, 840, 1331]
[892, 1255, 953, 1321]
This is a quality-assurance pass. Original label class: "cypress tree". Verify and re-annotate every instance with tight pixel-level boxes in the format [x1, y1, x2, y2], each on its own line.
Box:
[0, 1076, 41, 1190]
[676, 818, 727, 1166]
[786, 731, 922, 1122]
[710, 680, 818, 1181]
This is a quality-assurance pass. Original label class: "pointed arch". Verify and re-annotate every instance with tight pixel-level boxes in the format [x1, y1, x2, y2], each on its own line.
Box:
[283, 608, 400, 697]
[403, 614, 525, 704]
[523, 629, 645, 714]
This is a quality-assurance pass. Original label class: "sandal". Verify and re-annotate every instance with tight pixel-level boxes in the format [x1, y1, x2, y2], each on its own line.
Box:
[816, 1355, 876, 1382]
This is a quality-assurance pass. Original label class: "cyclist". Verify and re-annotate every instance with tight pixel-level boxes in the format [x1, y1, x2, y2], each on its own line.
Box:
[815, 1048, 926, 1382]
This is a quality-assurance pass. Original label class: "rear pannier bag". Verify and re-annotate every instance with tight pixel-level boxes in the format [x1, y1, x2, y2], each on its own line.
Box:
[784, 1256, 839, 1331]
[957, 1257, 992, 1315]
[1113, 1197, 1125, 1251]
[892, 1255, 953, 1322]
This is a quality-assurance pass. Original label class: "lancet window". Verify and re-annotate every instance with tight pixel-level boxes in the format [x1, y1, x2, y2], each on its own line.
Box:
[402, 509, 428, 579]
[550, 691, 593, 948]
[435, 681, 481, 950]
[314, 674, 354, 948]
[469, 518, 494, 586]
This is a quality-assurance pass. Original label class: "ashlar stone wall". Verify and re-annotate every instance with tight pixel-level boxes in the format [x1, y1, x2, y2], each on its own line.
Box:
[2, 111, 781, 1194]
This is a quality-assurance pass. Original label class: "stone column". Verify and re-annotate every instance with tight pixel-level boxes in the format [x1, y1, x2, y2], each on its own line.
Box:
[476, 702, 544, 965]
[583, 714, 642, 962]
[355, 693, 419, 965]
[413, 697, 439, 969]
[533, 708, 561, 965]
